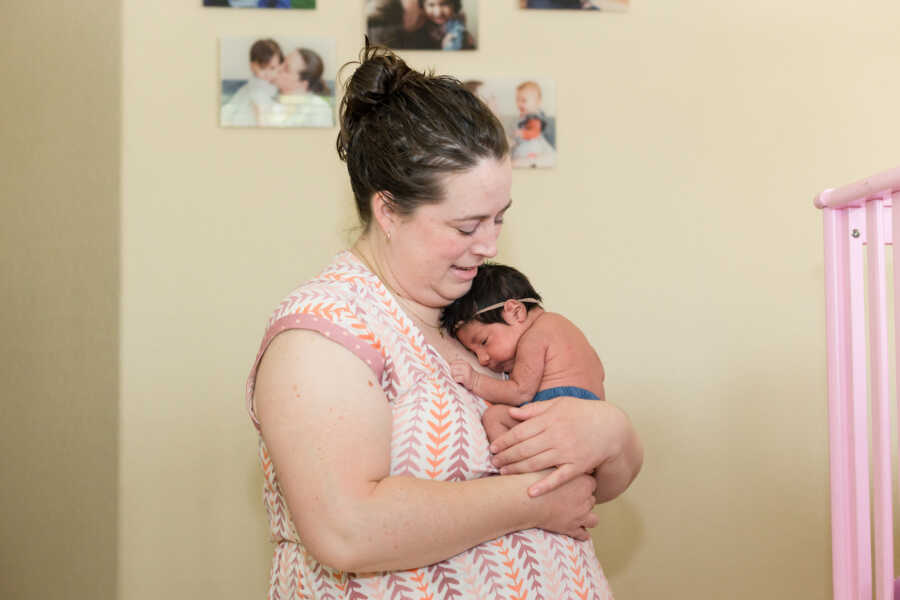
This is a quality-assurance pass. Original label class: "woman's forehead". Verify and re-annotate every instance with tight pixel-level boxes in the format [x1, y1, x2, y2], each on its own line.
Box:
[436, 158, 512, 212]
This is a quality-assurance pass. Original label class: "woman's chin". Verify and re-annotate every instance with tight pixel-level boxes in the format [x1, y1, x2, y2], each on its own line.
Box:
[437, 279, 473, 303]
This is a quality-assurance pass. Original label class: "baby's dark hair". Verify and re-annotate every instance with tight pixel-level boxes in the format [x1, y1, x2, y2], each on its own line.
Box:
[442, 263, 543, 338]
[336, 41, 508, 229]
[418, 0, 462, 12]
[249, 38, 283, 66]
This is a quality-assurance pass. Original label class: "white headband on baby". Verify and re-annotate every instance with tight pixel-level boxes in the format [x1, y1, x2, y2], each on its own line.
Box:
[471, 297, 541, 317]
[453, 298, 542, 330]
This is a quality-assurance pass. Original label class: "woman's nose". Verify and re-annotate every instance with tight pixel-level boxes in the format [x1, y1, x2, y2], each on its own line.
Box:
[471, 224, 499, 258]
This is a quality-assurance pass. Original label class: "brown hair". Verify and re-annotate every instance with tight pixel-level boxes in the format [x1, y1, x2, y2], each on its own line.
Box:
[249, 39, 283, 67]
[336, 43, 508, 229]
[441, 263, 543, 337]
[418, 0, 462, 12]
[296, 48, 329, 95]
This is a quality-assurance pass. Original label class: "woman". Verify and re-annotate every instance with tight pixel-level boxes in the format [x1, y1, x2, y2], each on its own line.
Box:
[247, 45, 642, 598]
[268, 47, 332, 128]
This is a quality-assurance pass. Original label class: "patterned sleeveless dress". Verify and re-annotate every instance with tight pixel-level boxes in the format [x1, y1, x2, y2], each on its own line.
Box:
[246, 251, 613, 600]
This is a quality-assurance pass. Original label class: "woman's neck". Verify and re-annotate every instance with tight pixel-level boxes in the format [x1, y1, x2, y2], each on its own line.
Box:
[351, 237, 443, 332]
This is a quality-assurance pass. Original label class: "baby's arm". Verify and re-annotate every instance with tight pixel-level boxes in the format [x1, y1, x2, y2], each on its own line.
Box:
[451, 336, 547, 406]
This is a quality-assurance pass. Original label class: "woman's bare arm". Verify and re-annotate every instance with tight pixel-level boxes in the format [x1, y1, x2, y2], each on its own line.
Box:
[254, 329, 599, 573]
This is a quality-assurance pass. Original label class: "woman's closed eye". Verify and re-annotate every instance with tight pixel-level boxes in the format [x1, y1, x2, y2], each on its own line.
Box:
[457, 216, 503, 236]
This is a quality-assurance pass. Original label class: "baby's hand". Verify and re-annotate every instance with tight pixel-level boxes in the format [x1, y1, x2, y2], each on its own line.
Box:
[450, 359, 476, 390]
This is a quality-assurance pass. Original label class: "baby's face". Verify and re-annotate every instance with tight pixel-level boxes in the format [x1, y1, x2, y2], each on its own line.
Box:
[515, 87, 541, 115]
[252, 54, 282, 84]
[456, 320, 521, 374]
[422, 0, 455, 25]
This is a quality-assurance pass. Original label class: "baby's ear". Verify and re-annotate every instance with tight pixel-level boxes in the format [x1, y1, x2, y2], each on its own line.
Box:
[502, 299, 527, 324]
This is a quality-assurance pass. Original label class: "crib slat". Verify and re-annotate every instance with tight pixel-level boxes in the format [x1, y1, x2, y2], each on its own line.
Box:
[866, 199, 893, 600]
[847, 207, 873, 600]
[823, 207, 865, 600]
[893, 192, 900, 600]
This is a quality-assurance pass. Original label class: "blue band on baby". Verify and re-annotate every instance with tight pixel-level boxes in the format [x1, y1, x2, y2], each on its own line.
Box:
[525, 386, 601, 405]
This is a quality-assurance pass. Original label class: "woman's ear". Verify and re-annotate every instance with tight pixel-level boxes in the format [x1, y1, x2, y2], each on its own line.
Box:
[371, 191, 398, 241]
[502, 299, 527, 324]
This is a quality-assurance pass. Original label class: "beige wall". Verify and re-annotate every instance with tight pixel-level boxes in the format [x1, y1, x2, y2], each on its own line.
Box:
[1, 2, 121, 599]
[7, 0, 900, 598]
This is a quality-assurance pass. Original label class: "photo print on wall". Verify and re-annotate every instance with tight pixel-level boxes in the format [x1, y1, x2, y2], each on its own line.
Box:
[204, 0, 316, 8]
[219, 37, 336, 128]
[520, 0, 627, 10]
[366, 0, 478, 50]
[464, 78, 557, 169]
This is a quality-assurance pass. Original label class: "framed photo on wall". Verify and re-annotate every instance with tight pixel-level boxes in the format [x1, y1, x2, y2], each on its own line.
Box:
[520, 0, 628, 10]
[203, 1, 316, 8]
[219, 37, 336, 128]
[366, 0, 479, 50]
[463, 78, 558, 169]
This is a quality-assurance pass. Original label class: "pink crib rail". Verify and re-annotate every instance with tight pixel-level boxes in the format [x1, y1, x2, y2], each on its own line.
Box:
[817, 166, 900, 600]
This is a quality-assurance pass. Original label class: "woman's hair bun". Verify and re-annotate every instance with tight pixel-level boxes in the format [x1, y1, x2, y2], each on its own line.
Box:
[337, 42, 420, 158]
[335, 39, 509, 229]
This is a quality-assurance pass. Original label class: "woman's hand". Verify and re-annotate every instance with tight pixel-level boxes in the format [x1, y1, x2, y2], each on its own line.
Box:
[490, 397, 643, 500]
[530, 469, 598, 540]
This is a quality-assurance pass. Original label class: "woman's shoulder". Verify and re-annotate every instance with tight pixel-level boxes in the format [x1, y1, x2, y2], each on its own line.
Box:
[267, 251, 374, 322]
[247, 251, 388, 426]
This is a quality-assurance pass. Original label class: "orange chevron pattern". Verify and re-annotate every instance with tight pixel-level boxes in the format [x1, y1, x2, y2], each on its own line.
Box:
[494, 539, 527, 600]
[247, 251, 614, 599]
[568, 543, 589, 600]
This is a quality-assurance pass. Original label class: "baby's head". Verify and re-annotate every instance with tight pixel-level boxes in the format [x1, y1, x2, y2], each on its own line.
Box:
[419, 0, 461, 26]
[515, 81, 542, 116]
[249, 38, 284, 84]
[442, 263, 543, 373]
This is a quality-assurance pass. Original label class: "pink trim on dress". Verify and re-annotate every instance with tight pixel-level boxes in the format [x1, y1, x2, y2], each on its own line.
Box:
[246, 312, 386, 429]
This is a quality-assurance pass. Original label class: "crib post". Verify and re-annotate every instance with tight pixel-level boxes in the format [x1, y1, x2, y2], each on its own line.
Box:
[817, 167, 900, 600]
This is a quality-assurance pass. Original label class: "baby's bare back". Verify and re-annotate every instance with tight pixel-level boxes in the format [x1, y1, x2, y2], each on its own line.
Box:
[523, 312, 606, 399]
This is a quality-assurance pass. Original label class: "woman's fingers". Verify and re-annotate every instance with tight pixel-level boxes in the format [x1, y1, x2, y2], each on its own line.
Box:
[497, 447, 558, 477]
[489, 414, 547, 455]
[570, 527, 590, 541]
[526, 463, 583, 498]
[505, 398, 554, 422]
[493, 430, 554, 469]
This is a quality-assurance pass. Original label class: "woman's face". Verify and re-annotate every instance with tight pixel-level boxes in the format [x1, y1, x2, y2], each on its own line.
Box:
[274, 50, 306, 93]
[385, 156, 513, 308]
[422, 0, 455, 25]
